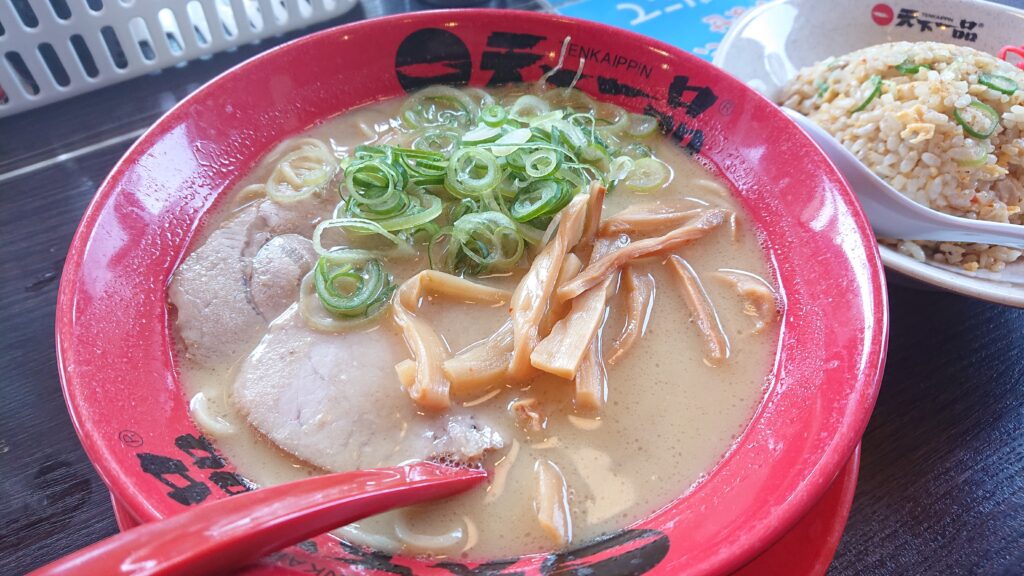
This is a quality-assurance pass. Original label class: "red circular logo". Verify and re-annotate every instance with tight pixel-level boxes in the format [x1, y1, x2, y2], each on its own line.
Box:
[871, 3, 894, 25]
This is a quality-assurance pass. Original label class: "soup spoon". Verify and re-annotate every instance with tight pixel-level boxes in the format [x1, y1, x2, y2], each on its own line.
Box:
[782, 107, 1024, 249]
[28, 461, 485, 576]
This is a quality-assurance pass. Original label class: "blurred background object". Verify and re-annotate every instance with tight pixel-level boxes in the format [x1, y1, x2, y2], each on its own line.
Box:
[0, 0, 546, 117]
[0, 0, 362, 117]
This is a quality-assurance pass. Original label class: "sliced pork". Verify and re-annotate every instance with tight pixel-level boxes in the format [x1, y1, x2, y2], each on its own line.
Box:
[250, 234, 317, 321]
[169, 206, 265, 366]
[233, 307, 504, 471]
[169, 196, 330, 366]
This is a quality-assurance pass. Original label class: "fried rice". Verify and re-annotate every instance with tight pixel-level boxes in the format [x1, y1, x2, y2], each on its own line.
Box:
[779, 41, 1024, 272]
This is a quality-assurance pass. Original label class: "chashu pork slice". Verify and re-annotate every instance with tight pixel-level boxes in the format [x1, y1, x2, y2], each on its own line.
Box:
[169, 205, 264, 367]
[250, 234, 317, 321]
[233, 307, 505, 472]
[169, 196, 328, 367]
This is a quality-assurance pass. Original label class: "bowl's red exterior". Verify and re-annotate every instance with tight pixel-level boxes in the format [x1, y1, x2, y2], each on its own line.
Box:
[56, 10, 888, 576]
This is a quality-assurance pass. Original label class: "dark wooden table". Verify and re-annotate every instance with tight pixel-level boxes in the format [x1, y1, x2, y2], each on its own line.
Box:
[2, 2, 1023, 575]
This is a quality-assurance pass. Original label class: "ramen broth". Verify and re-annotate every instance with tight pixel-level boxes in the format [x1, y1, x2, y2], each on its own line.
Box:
[174, 86, 779, 560]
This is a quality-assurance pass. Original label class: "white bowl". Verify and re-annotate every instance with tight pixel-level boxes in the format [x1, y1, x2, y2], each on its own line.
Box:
[715, 0, 1024, 306]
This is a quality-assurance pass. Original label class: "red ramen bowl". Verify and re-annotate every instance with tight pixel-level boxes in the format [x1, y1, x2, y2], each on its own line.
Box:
[56, 9, 887, 576]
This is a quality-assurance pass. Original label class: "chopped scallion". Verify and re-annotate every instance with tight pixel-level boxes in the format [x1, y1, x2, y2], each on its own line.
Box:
[954, 99, 1000, 139]
[511, 180, 573, 222]
[895, 60, 930, 75]
[509, 95, 550, 121]
[850, 75, 882, 113]
[445, 148, 502, 198]
[400, 85, 477, 129]
[622, 157, 670, 191]
[447, 211, 525, 274]
[480, 104, 508, 127]
[313, 256, 395, 318]
[979, 73, 1018, 95]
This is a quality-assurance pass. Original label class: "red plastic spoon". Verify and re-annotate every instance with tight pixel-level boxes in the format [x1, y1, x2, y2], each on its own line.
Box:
[29, 461, 486, 576]
[1000, 44, 1024, 70]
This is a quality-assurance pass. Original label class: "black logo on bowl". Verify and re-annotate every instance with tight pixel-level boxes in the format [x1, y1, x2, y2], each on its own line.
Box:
[392, 27, 720, 156]
[481, 32, 546, 86]
[889, 7, 982, 42]
[136, 433, 253, 506]
[396, 28, 473, 91]
[540, 529, 670, 575]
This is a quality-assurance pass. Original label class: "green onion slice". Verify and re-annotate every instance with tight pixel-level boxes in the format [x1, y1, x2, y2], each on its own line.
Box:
[851, 75, 882, 113]
[449, 197, 477, 222]
[539, 87, 596, 112]
[313, 256, 395, 318]
[450, 211, 525, 273]
[488, 128, 534, 157]
[299, 271, 388, 332]
[622, 157, 670, 191]
[394, 147, 447, 187]
[266, 140, 337, 204]
[400, 86, 477, 129]
[528, 110, 567, 131]
[979, 73, 1018, 95]
[895, 60, 930, 75]
[445, 147, 502, 198]
[568, 112, 599, 140]
[523, 148, 562, 179]
[480, 104, 508, 127]
[313, 217, 414, 262]
[461, 124, 503, 145]
[607, 156, 635, 182]
[408, 221, 442, 243]
[511, 180, 573, 222]
[412, 130, 459, 155]
[579, 142, 610, 164]
[509, 95, 550, 121]
[594, 104, 629, 135]
[553, 119, 588, 150]
[626, 113, 659, 137]
[620, 142, 653, 159]
[372, 192, 443, 232]
[956, 144, 990, 167]
[344, 153, 409, 218]
[954, 99, 1000, 139]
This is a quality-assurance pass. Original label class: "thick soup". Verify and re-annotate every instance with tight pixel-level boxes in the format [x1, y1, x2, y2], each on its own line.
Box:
[170, 84, 780, 560]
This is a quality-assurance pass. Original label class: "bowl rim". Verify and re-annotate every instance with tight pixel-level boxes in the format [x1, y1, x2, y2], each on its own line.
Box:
[56, 8, 888, 575]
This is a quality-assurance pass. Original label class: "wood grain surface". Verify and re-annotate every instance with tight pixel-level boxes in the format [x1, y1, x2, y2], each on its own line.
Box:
[1, 1, 1022, 575]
